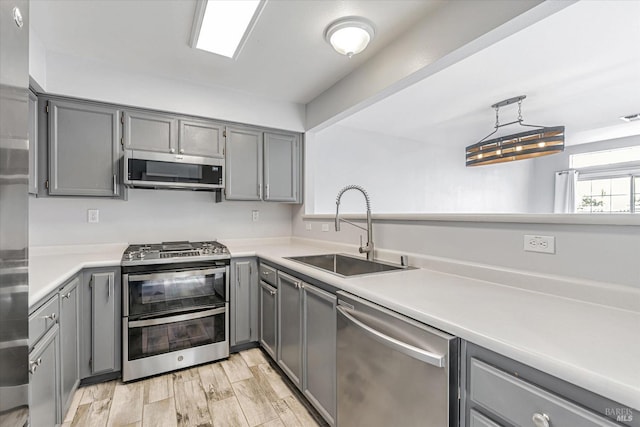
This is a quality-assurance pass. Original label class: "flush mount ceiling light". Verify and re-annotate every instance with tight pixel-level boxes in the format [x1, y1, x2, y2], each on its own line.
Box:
[620, 113, 640, 122]
[324, 17, 375, 58]
[190, 0, 266, 59]
[466, 95, 565, 167]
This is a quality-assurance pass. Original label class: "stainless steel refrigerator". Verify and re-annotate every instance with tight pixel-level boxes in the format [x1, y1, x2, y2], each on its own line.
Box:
[0, 0, 29, 426]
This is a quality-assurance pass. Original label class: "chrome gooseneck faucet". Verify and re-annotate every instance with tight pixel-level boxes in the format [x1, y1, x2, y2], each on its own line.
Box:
[335, 185, 374, 260]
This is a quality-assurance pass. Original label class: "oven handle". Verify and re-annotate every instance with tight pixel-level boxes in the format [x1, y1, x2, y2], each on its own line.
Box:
[127, 267, 226, 282]
[128, 307, 225, 328]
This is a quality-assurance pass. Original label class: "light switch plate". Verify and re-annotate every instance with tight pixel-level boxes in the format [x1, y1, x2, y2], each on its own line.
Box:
[252, 210, 259, 222]
[305, 223, 312, 231]
[87, 209, 99, 223]
[321, 224, 329, 232]
[524, 235, 555, 254]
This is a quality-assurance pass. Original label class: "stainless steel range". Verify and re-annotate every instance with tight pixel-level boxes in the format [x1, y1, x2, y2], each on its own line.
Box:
[121, 241, 230, 382]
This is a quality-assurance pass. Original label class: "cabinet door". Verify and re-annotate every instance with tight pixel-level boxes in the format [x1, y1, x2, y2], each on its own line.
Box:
[123, 110, 177, 153]
[59, 276, 80, 415]
[90, 271, 119, 375]
[179, 119, 224, 158]
[259, 281, 277, 360]
[303, 284, 337, 425]
[263, 132, 300, 202]
[48, 99, 119, 196]
[29, 326, 59, 427]
[277, 272, 303, 388]
[231, 258, 256, 346]
[28, 91, 38, 195]
[225, 126, 262, 200]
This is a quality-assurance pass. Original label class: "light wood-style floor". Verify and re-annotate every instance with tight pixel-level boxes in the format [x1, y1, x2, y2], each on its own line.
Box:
[62, 348, 324, 427]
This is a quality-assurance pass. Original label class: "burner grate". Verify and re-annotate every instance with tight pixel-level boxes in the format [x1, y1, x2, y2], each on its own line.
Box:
[160, 251, 200, 258]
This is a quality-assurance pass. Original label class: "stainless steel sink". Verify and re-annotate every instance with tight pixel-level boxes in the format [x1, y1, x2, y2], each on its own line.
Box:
[285, 253, 410, 277]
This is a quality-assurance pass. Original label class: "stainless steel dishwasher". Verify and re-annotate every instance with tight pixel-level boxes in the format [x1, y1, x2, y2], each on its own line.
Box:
[337, 292, 459, 427]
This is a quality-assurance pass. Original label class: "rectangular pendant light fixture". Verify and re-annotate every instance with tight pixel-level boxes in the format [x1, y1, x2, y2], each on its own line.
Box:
[190, 0, 266, 59]
[466, 95, 565, 167]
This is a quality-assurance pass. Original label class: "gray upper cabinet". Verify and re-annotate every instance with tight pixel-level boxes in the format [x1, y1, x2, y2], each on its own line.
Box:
[80, 267, 121, 379]
[123, 110, 178, 153]
[28, 91, 38, 195]
[59, 276, 80, 415]
[277, 271, 303, 388]
[179, 119, 224, 158]
[230, 257, 258, 347]
[303, 284, 337, 426]
[263, 132, 300, 202]
[225, 126, 263, 200]
[48, 99, 120, 196]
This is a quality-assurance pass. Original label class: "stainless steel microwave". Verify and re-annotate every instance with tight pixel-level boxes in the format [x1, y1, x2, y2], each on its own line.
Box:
[124, 150, 224, 191]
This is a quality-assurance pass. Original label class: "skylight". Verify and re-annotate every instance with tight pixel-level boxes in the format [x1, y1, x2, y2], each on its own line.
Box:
[191, 0, 264, 59]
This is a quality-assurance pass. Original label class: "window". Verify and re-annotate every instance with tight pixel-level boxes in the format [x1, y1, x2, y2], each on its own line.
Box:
[570, 146, 640, 168]
[576, 176, 637, 213]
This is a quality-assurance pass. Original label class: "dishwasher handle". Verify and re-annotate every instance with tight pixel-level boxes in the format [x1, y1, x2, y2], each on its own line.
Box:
[337, 305, 446, 368]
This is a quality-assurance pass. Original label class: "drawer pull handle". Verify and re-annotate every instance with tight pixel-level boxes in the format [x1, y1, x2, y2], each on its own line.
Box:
[43, 313, 57, 321]
[262, 271, 270, 275]
[61, 292, 71, 299]
[269, 290, 276, 296]
[532, 413, 550, 427]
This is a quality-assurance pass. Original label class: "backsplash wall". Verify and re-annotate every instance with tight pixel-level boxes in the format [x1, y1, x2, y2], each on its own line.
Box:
[292, 206, 640, 288]
[29, 189, 293, 246]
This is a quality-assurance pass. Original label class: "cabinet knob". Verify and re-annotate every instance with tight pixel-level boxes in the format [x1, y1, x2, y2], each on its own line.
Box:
[179, 149, 185, 154]
[29, 361, 37, 374]
[44, 313, 57, 321]
[263, 271, 270, 275]
[37, 357, 42, 366]
[61, 292, 71, 299]
[269, 290, 276, 296]
[532, 413, 550, 427]
[170, 148, 175, 153]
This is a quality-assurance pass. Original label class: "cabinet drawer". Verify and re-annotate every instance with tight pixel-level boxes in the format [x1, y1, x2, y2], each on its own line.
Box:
[469, 409, 502, 427]
[29, 295, 60, 348]
[259, 264, 277, 286]
[469, 358, 620, 427]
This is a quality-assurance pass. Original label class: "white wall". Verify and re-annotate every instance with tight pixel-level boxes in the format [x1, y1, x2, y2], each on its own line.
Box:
[37, 50, 305, 132]
[308, 125, 534, 214]
[29, 190, 293, 246]
[293, 206, 640, 288]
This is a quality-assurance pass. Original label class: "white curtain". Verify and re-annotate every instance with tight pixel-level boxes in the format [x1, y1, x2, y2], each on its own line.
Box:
[553, 170, 578, 213]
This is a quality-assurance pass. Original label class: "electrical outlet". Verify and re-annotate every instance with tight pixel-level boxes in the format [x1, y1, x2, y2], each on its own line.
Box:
[321, 223, 329, 232]
[524, 235, 555, 254]
[305, 223, 312, 231]
[252, 210, 259, 222]
[87, 209, 99, 223]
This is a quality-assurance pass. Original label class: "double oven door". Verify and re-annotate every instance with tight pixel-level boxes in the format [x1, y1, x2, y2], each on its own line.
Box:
[122, 261, 229, 381]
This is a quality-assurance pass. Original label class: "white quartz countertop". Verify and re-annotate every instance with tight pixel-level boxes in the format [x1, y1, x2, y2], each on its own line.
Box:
[29, 243, 127, 308]
[29, 238, 640, 410]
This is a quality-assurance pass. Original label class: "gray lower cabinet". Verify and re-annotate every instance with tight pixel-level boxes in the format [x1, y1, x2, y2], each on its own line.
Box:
[29, 325, 60, 427]
[59, 276, 80, 416]
[263, 132, 300, 203]
[230, 257, 259, 347]
[123, 110, 178, 154]
[259, 275, 278, 359]
[225, 126, 263, 200]
[80, 268, 121, 378]
[302, 284, 337, 426]
[179, 118, 224, 158]
[463, 341, 631, 427]
[47, 98, 120, 196]
[277, 271, 303, 388]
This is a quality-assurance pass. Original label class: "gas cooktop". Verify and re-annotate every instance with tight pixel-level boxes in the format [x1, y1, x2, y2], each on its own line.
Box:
[121, 240, 229, 266]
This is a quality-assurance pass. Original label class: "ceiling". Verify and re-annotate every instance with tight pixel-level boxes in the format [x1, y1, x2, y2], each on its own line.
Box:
[336, 0, 640, 147]
[30, 0, 441, 104]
